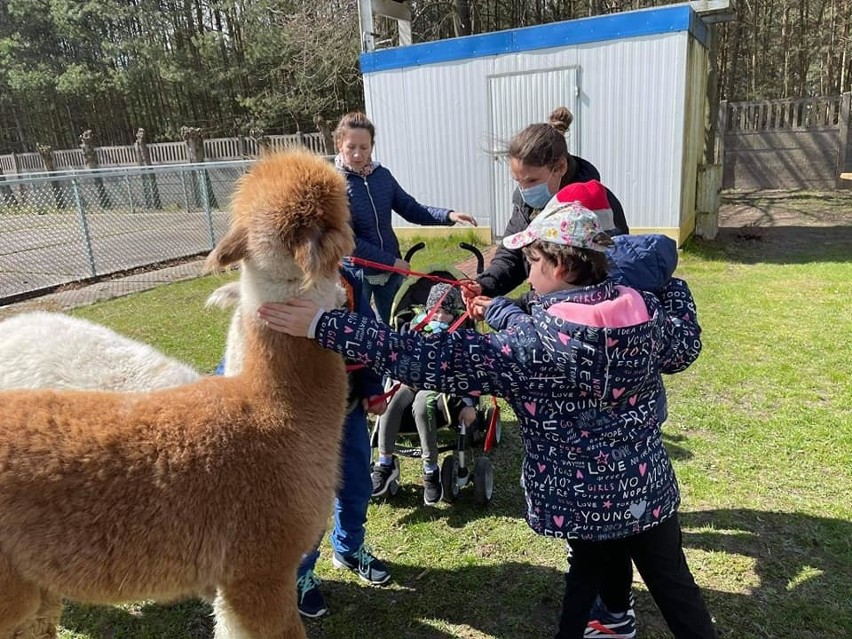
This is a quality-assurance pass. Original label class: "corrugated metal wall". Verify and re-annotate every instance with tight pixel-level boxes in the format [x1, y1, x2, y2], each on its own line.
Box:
[363, 32, 693, 237]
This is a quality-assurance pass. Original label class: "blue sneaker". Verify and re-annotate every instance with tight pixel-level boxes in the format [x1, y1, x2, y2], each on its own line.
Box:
[296, 570, 327, 618]
[332, 544, 391, 585]
[585, 596, 636, 638]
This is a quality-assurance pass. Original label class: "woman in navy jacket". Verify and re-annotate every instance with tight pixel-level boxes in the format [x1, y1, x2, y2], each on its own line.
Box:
[333, 111, 476, 323]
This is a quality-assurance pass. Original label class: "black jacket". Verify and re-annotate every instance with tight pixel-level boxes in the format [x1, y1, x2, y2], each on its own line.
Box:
[477, 155, 629, 298]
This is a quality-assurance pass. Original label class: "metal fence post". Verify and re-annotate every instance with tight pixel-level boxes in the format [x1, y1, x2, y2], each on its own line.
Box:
[126, 174, 135, 214]
[836, 92, 851, 190]
[180, 169, 190, 213]
[199, 168, 216, 249]
[72, 177, 97, 277]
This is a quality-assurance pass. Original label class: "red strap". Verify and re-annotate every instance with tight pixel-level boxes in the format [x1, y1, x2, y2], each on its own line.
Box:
[344, 256, 478, 293]
[448, 310, 470, 332]
[343, 255, 478, 414]
[411, 285, 453, 332]
[483, 396, 500, 453]
[369, 381, 403, 405]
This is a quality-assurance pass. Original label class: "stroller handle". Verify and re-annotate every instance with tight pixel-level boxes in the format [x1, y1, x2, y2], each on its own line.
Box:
[403, 242, 426, 263]
[459, 242, 485, 275]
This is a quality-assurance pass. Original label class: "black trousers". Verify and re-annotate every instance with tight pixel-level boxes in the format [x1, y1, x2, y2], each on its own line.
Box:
[556, 514, 717, 639]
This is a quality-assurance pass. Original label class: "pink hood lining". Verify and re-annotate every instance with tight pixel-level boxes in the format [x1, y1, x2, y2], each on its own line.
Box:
[546, 285, 650, 328]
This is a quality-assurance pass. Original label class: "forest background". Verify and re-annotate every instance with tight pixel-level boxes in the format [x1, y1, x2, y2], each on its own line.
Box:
[1, 0, 851, 154]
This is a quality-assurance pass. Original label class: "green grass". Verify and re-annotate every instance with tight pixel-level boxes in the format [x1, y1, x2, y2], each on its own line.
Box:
[60, 231, 852, 638]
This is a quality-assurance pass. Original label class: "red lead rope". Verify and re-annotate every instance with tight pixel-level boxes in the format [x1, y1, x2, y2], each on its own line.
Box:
[344, 255, 500, 452]
[344, 256, 477, 290]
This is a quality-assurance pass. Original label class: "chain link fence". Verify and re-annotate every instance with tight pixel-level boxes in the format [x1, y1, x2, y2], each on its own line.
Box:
[0, 160, 254, 305]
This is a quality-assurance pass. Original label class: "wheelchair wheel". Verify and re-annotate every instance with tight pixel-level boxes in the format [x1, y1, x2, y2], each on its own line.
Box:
[484, 406, 502, 447]
[441, 455, 460, 503]
[473, 457, 494, 505]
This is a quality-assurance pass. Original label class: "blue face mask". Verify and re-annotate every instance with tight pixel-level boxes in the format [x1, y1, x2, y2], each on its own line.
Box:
[519, 180, 554, 209]
[424, 319, 449, 334]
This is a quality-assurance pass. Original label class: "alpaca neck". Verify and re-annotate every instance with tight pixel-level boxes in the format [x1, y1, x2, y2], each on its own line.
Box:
[238, 263, 343, 315]
[235, 263, 344, 386]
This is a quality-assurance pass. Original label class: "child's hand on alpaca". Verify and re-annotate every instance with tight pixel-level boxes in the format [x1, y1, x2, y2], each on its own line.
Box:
[257, 299, 319, 337]
[364, 396, 388, 416]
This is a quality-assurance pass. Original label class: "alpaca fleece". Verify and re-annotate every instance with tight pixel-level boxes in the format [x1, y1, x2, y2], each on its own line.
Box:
[0, 149, 355, 639]
[0, 311, 200, 392]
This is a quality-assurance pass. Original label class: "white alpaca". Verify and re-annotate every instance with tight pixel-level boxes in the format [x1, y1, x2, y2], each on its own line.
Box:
[0, 150, 354, 639]
[0, 311, 201, 391]
[205, 281, 245, 376]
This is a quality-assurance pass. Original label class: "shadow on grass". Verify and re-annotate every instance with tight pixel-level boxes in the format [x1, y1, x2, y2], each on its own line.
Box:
[59, 561, 566, 639]
[60, 508, 851, 638]
[61, 598, 213, 639]
[678, 508, 852, 638]
[686, 225, 852, 266]
[661, 432, 694, 462]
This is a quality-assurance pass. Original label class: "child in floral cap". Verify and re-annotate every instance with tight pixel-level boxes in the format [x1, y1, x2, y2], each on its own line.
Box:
[259, 203, 717, 639]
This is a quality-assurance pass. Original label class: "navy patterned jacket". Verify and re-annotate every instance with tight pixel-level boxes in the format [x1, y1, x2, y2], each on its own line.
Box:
[341, 164, 453, 276]
[312, 277, 701, 541]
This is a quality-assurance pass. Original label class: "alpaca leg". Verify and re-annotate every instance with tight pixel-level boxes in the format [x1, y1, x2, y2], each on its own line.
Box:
[0, 555, 41, 639]
[13, 591, 62, 639]
[214, 577, 306, 639]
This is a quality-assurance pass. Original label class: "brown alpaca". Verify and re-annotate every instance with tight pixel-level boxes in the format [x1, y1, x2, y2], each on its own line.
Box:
[0, 150, 354, 639]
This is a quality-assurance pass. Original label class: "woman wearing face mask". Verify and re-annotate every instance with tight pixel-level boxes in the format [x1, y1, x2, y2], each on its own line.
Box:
[475, 107, 629, 301]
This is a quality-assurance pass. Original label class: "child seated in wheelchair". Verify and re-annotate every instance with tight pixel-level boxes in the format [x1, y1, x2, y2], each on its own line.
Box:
[370, 282, 478, 506]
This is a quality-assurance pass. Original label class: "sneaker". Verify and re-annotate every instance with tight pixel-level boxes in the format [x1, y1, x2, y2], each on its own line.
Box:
[584, 596, 636, 638]
[332, 544, 391, 585]
[296, 570, 327, 618]
[370, 458, 399, 498]
[423, 468, 443, 505]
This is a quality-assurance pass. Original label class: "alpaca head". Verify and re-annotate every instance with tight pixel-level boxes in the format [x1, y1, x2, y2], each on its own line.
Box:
[204, 150, 353, 293]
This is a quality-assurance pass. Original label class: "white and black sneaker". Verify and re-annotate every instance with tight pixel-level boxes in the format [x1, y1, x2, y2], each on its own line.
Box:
[296, 570, 328, 618]
[370, 457, 399, 498]
[423, 468, 443, 505]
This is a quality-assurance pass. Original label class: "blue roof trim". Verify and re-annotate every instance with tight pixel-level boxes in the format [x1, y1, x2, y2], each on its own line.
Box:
[688, 9, 709, 45]
[361, 5, 708, 73]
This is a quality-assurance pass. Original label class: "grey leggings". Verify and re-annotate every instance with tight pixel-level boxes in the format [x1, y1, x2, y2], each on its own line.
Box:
[377, 385, 441, 466]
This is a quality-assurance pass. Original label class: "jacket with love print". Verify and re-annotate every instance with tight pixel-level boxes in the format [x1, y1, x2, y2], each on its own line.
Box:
[312, 277, 701, 541]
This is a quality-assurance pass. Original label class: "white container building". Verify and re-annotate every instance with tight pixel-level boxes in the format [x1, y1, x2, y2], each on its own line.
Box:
[360, 3, 716, 245]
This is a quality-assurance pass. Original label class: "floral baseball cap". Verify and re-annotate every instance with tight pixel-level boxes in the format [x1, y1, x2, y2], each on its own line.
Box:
[502, 202, 615, 252]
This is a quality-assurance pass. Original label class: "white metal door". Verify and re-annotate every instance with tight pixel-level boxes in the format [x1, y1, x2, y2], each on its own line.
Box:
[488, 68, 579, 237]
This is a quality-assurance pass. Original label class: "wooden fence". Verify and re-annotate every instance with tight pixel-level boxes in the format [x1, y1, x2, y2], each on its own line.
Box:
[720, 93, 852, 190]
[0, 132, 328, 177]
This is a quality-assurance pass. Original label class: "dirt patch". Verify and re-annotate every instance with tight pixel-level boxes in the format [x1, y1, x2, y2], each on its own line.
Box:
[720, 190, 852, 227]
[698, 190, 852, 264]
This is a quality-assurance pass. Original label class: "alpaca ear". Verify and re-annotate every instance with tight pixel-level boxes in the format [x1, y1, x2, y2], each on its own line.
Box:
[204, 225, 248, 273]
